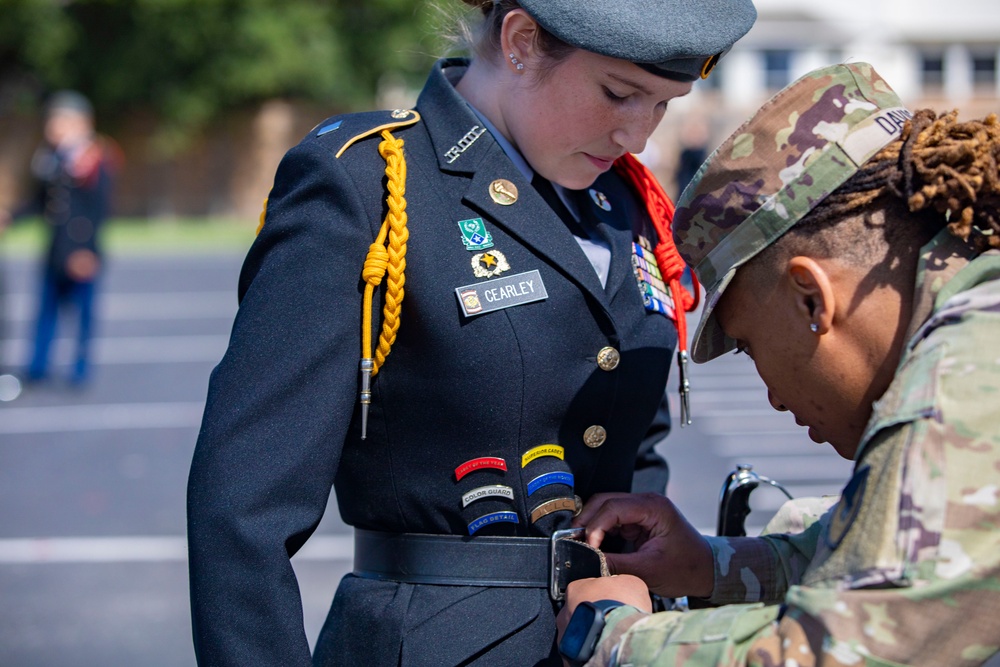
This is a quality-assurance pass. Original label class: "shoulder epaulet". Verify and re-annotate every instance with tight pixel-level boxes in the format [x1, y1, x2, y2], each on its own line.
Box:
[309, 109, 421, 159]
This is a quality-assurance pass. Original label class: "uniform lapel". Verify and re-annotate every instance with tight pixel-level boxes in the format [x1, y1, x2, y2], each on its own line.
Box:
[416, 60, 612, 310]
[461, 147, 610, 307]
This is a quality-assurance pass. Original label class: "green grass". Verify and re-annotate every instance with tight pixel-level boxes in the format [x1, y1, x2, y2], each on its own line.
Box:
[1, 217, 257, 257]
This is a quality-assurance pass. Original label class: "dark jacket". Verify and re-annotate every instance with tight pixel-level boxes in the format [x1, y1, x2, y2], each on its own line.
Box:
[15, 138, 115, 282]
[188, 59, 677, 666]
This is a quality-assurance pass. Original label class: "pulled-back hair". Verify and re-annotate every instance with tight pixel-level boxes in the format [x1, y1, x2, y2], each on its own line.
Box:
[455, 0, 574, 69]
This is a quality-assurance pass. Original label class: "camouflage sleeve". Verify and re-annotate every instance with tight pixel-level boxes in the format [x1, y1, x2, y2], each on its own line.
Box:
[707, 524, 819, 605]
[702, 495, 835, 605]
[591, 603, 783, 666]
[596, 421, 999, 667]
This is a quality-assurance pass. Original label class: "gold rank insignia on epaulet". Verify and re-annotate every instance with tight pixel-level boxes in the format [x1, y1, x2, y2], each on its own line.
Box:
[322, 109, 421, 159]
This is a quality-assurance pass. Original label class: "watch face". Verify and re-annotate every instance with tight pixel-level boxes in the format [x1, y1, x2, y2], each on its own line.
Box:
[559, 603, 601, 662]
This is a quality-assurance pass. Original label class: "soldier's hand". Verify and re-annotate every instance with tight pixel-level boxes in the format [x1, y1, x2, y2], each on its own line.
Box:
[574, 492, 714, 598]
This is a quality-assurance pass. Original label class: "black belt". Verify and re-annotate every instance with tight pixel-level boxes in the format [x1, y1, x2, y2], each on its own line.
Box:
[353, 528, 606, 600]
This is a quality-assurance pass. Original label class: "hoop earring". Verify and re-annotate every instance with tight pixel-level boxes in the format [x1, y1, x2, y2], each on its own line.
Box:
[509, 52, 524, 71]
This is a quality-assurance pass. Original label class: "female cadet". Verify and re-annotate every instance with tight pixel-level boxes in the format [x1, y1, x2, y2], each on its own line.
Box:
[186, 1, 755, 665]
[558, 63, 1000, 666]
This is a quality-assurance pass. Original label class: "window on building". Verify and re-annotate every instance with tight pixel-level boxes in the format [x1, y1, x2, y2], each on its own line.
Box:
[920, 53, 945, 90]
[972, 53, 997, 92]
[764, 50, 793, 90]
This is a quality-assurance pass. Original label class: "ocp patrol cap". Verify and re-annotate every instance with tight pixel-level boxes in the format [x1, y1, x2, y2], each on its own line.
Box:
[517, 0, 757, 81]
[672, 62, 911, 362]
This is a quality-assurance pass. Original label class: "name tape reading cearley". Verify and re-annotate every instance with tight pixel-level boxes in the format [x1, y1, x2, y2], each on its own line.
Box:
[455, 269, 548, 318]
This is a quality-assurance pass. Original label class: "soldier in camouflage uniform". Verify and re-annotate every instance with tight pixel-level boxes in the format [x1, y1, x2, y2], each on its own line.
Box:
[555, 62, 1000, 666]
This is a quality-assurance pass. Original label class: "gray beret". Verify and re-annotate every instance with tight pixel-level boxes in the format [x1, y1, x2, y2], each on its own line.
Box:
[519, 0, 757, 81]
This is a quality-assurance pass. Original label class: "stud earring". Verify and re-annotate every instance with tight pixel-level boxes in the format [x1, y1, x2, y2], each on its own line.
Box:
[809, 323, 819, 333]
[509, 53, 524, 71]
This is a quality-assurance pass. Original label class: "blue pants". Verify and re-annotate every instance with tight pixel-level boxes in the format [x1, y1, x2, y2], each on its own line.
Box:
[27, 272, 97, 384]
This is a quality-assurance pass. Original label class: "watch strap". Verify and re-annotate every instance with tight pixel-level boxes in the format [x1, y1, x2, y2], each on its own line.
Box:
[591, 599, 626, 615]
[560, 599, 627, 665]
[587, 605, 648, 667]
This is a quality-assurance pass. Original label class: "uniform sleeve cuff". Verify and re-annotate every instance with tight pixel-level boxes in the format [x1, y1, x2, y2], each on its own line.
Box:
[703, 535, 780, 603]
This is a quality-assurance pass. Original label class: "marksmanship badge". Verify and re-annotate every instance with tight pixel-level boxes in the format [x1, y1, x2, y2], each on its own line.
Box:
[471, 250, 511, 279]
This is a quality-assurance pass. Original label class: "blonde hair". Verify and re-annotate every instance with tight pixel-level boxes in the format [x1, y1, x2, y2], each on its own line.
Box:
[448, 0, 574, 67]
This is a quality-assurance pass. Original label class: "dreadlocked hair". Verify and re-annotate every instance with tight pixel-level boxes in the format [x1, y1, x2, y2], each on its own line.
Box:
[807, 109, 1000, 248]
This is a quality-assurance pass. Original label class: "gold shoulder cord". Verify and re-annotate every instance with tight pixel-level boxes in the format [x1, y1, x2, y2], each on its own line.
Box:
[359, 129, 408, 439]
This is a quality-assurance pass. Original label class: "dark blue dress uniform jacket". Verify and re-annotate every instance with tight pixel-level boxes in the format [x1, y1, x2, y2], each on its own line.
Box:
[14, 143, 112, 282]
[188, 59, 677, 667]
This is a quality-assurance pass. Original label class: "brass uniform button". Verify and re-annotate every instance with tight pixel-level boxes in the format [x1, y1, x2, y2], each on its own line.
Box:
[583, 425, 607, 448]
[596, 347, 620, 371]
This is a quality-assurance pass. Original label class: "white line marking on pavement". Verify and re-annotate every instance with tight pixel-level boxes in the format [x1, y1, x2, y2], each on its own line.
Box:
[5, 291, 237, 322]
[684, 390, 774, 406]
[2, 335, 229, 366]
[0, 537, 189, 563]
[714, 439, 836, 458]
[0, 402, 206, 434]
[0, 535, 354, 563]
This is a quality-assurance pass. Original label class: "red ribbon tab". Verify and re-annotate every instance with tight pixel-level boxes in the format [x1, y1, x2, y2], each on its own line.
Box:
[455, 457, 507, 481]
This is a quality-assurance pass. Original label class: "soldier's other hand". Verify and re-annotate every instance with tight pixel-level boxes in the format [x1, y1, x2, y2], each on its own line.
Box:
[574, 492, 714, 598]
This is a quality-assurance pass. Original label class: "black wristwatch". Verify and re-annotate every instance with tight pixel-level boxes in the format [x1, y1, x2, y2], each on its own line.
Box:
[558, 599, 626, 665]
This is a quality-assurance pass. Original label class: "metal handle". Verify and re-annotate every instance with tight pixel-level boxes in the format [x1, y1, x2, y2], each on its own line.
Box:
[716, 463, 793, 537]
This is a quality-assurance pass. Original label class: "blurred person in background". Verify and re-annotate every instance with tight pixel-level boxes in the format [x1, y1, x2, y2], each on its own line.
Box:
[673, 115, 710, 197]
[0, 90, 120, 388]
[186, 0, 756, 665]
[556, 62, 1000, 666]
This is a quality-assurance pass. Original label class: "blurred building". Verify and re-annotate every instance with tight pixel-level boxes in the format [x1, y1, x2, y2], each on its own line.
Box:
[654, 0, 1000, 196]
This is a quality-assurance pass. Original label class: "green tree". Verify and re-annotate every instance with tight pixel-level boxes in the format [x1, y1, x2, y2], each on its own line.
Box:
[0, 0, 447, 152]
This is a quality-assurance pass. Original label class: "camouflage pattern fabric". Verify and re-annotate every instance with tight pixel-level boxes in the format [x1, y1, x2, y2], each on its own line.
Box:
[760, 495, 839, 537]
[587, 231, 1000, 666]
[671, 62, 911, 363]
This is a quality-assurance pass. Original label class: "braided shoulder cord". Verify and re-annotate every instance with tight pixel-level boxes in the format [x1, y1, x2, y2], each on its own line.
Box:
[613, 153, 701, 425]
[359, 129, 408, 438]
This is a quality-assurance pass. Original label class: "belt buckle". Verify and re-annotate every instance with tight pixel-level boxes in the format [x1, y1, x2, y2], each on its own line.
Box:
[549, 526, 586, 601]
